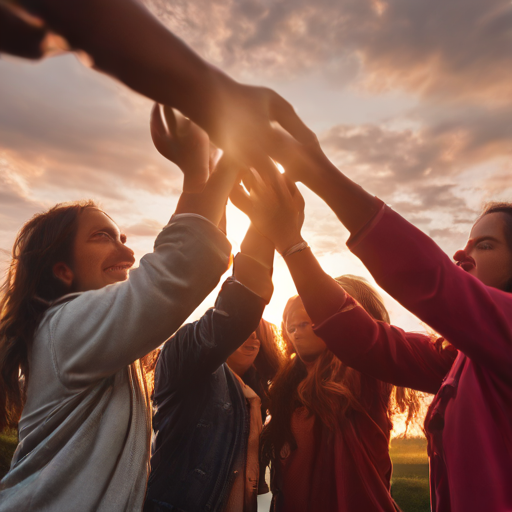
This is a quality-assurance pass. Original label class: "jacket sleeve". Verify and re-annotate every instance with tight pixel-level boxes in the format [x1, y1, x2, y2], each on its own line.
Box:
[348, 203, 512, 383]
[47, 215, 231, 389]
[314, 296, 457, 394]
[156, 276, 267, 390]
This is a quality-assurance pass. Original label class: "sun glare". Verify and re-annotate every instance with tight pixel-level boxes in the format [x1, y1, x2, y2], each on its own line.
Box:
[224, 202, 299, 327]
[275, 162, 285, 174]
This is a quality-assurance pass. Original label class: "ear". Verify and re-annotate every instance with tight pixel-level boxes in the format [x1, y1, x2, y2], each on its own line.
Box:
[52, 262, 74, 288]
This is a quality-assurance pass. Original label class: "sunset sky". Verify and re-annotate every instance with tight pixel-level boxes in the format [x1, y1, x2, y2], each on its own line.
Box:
[1, 0, 512, 331]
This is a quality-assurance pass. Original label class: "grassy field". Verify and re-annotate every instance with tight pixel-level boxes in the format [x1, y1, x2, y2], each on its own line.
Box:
[390, 437, 430, 512]
[2, 432, 430, 511]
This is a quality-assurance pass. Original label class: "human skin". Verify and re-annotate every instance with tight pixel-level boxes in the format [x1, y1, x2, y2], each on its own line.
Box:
[285, 300, 327, 363]
[2, 0, 317, 189]
[52, 104, 247, 294]
[53, 209, 135, 292]
[226, 332, 261, 378]
[239, 134, 512, 325]
[453, 212, 512, 290]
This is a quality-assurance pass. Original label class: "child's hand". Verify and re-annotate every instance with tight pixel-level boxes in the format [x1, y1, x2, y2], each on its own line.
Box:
[150, 104, 220, 193]
[230, 168, 305, 256]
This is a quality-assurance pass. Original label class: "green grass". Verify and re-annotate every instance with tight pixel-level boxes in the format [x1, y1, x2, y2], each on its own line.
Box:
[390, 437, 430, 512]
[0, 430, 17, 480]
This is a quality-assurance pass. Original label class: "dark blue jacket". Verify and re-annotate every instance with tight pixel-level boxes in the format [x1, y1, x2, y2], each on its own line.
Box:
[144, 277, 266, 512]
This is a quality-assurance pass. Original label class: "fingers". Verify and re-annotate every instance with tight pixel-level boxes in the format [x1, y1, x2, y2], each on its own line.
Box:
[229, 183, 253, 217]
[269, 90, 318, 147]
[208, 155, 245, 198]
[161, 105, 178, 138]
[208, 145, 222, 176]
[284, 175, 306, 213]
[244, 150, 281, 188]
[150, 103, 176, 161]
[151, 104, 212, 192]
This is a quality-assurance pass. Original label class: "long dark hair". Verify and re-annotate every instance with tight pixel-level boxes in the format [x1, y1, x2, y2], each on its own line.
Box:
[253, 319, 283, 383]
[0, 200, 97, 431]
[261, 275, 419, 467]
[241, 319, 284, 419]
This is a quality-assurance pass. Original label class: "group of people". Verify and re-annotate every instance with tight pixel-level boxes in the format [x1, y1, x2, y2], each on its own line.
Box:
[1, 1, 512, 511]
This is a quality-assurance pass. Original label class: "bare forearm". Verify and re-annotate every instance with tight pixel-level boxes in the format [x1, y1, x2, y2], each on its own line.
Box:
[279, 140, 381, 235]
[234, 226, 274, 303]
[174, 160, 239, 225]
[308, 158, 380, 235]
[240, 225, 274, 270]
[284, 247, 346, 325]
[26, 0, 222, 120]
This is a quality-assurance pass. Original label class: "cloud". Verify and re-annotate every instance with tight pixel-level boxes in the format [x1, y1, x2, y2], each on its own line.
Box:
[0, 55, 184, 200]
[124, 218, 163, 237]
[0, 157, 49, 260]
[315, 108, 512, 248]
[320, 100, 512, 198]
[148, 0, 512, 102]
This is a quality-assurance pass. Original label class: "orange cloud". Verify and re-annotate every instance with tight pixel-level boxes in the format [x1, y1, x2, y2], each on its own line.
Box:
[148, 0, 512, 103]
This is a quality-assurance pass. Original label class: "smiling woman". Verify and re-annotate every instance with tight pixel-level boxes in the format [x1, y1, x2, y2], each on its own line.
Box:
[0, 151, 238, 511]
[52, 208, 136, 292]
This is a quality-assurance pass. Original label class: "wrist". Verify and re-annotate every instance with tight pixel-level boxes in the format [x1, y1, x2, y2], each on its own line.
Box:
[240, 226, 274, 269]
[276, 235, 305, 257]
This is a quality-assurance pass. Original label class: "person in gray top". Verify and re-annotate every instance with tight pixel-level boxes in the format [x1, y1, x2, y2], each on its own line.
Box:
[0, 117, 241, 510]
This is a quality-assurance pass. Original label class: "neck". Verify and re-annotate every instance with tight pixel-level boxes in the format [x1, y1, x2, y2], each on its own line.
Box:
[303, 359, 316, 374]
[227, 361, 251, 378]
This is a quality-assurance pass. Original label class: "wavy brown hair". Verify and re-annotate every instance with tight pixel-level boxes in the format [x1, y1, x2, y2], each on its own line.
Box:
[261, 275, 419, 466]
[0, 201, 97, 431]
[253, 319, 283, 384]
[240, 318, 284, 419]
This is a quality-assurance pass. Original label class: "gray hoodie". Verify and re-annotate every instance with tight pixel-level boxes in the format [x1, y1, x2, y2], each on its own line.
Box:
[0, 215, 231, 512]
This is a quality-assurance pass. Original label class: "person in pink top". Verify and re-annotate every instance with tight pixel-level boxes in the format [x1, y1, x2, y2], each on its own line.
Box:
[232, 139, 512, 512]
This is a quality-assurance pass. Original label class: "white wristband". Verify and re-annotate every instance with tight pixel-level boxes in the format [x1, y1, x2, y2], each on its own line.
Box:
[281, 241, 309, 258]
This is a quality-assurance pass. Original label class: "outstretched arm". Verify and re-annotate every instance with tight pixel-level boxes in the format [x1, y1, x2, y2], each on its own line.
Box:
[273, 131, 381, 235]
[231, 167, 455, 392]
[17, 0, 316, 187]
[157, 224, 274, 387]
[277, 132, 512, 379]
[231, 168, 346, 324]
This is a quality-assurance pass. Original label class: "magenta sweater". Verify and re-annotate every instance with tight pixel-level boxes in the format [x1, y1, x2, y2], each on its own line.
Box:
[314, 204, 512, 512]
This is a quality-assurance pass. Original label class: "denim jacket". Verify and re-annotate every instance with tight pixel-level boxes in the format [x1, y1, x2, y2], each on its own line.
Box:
[144, 277, 266, 512]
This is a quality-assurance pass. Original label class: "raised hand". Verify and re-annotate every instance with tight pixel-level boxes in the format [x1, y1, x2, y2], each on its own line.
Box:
[230, 168, 305, 256]
[150, 104, 221, 193]
[3, 0, 319, 188]
[190, 79, 319, 185]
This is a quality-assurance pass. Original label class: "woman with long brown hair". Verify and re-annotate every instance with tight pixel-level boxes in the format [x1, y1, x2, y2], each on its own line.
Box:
[234, 130, 512, 511]
[260, 275, 417, 512]
[0, 111, 242, 511]
[227, 318, 284, 421]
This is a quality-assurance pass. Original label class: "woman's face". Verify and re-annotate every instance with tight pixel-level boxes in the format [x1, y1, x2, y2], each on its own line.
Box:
[286, 304, 327, 363]
[55, 208, 135, 292]
[227, 331, 260, 377]
[453, 212, 512, 291]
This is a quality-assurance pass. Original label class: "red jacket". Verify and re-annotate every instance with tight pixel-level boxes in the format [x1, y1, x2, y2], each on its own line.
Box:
[271, 378, 399, 512]
[314, 204, 512, 512]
